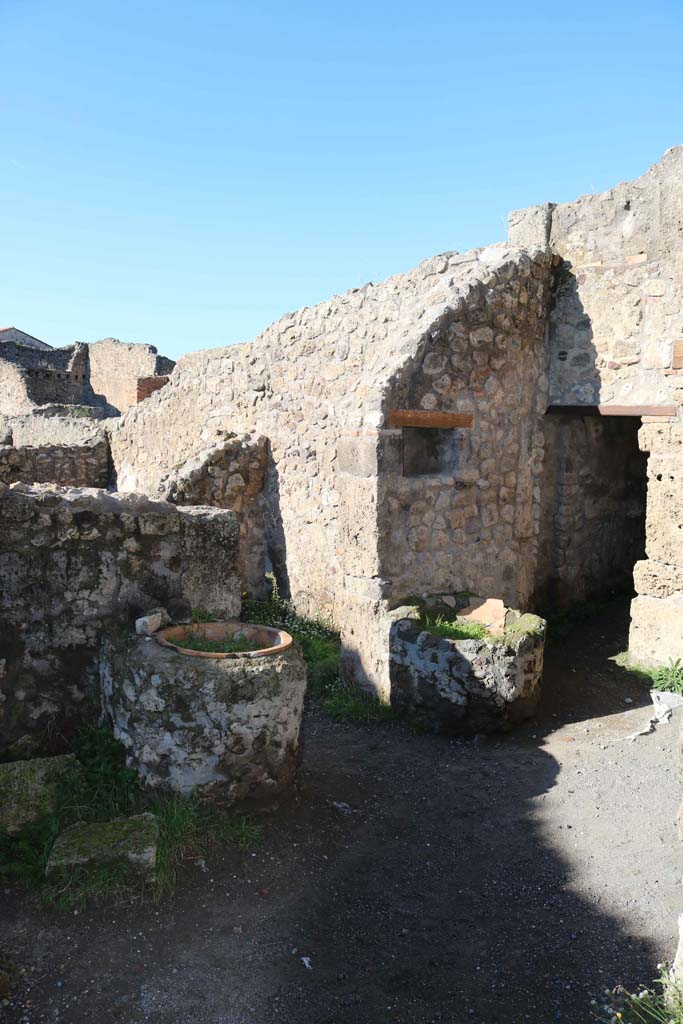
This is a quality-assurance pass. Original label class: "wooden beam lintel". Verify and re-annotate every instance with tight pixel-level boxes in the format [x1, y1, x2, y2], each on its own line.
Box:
[388, 409, 474, 429]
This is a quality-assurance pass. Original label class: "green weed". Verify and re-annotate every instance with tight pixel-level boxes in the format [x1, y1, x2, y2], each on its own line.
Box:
[418, 613, 489, 641]
[242, 580, 395, 724]
[614, 653, 683, 696]
[592, 966, 683, 1022]
[0, 728, 261, 906]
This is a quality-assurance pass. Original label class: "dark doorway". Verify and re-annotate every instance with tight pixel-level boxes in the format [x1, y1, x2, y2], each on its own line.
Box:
[534, 412, 648, 608]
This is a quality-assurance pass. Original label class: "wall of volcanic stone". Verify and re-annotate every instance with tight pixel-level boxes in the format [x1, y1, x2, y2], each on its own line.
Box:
[109, 245, 554, 693]
[0, 439, 110, 488]
[0, 485, 240, 757]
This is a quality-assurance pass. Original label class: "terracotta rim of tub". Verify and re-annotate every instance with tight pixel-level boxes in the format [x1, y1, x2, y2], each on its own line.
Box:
[155, 621, 294, 659]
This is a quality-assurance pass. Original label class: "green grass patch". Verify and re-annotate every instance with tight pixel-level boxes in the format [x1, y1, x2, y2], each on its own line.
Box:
[418, 613, 489, 641]
[242, 578, 395, 724]
[173, 634, 263, 655]
[613, 653, 683, 695]
[0, 727, 261, 907]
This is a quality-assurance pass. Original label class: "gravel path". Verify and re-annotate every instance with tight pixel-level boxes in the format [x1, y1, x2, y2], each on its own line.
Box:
[1, 601, 680, 1024]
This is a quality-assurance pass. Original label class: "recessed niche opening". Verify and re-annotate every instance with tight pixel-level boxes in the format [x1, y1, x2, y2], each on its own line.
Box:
[402, 426, 464, 477]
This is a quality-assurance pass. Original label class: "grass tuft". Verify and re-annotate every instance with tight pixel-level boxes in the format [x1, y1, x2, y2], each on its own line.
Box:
[592, 966, 683, 1022]
[614, 653, 683, 696]
[242, 576, 394, 724]
[418, 613, 489, 641]
[0, 727, 261, 906]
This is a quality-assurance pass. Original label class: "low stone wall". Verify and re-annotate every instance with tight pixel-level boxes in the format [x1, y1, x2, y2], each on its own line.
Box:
[0, 439, 110, 488]
[389, 613, 545, 733]
[0, 410, 110, 446]
[0, 485, 240, 757]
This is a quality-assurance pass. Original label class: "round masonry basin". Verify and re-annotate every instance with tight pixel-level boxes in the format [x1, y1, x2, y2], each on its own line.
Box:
[156, 621, 293, 659]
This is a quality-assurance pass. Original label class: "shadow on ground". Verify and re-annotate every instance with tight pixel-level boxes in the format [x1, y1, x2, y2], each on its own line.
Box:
[1, 599, 679, 1024]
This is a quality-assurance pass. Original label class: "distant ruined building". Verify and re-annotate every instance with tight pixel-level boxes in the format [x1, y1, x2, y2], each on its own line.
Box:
[0, 329, 174, 417]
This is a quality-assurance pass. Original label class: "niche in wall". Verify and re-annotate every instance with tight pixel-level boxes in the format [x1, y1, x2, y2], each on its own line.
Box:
[402, 427, 464, 476]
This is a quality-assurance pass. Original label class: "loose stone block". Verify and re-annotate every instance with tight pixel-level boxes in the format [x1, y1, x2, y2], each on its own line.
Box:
[135, 607, 171, 636]
[45, 812, 159, 884]
[0, 754, 81, 835]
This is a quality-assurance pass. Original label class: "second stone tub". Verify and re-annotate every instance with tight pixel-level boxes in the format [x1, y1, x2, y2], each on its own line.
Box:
[100, 622, 307, 806]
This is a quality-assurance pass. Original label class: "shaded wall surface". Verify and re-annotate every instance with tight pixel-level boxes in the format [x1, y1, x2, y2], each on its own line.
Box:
[0, 485, 240, 757]
[535, 415, 647, 607]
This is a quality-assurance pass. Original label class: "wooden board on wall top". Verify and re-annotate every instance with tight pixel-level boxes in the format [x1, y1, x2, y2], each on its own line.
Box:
[388, 410, 474, 429]
[546, 404, 678, 418]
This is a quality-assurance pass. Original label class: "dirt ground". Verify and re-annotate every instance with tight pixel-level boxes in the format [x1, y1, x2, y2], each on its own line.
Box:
[1, 600, 681, 1024]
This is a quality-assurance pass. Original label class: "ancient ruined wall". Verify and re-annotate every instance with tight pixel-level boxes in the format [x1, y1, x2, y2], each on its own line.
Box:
[0, 411, 108, 446]
[0, 485, 240, 757]
[0, 439, 110, 488]
[0, 341, 92, 410]
[87, 338, 175, 413]
[535, 415, 647, 607]
[509, 146, 683, 408]
[378, 251, 551, 607]
[136, 375, 170, 403]
[630, 424, 683, 665]
[161, 433, 268, 598]
[109, 246, 553, 694]
[0, 359, 33, 415]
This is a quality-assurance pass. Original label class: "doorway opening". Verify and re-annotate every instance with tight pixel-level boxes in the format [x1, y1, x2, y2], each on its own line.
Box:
[534, 410, 648, 609]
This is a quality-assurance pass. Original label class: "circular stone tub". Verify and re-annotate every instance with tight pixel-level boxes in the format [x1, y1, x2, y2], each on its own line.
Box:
[100, 623, 307, 804]
[156, 621, 293, 659]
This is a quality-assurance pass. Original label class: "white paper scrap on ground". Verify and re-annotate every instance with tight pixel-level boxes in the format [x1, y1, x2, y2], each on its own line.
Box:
[627, 689, 683, 741]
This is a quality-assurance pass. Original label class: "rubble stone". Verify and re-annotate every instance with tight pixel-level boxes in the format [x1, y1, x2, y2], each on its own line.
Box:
[45, 812, 158, 884]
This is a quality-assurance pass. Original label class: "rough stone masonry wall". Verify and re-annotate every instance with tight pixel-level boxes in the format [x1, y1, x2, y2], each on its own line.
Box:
[509, 146, 683, 409]
[629, 423, 683, 666]
[0, 410, 107, 447]
[0, 485, 240, 758]
[0, 439, 110, 489]
[510, 147, 683, 660]
[109, 245, 553, 695]
[535, 415, 648, 607]
[161, 432, 269, 598]
[87, 338, 175, 413]
[0, 358, 33, 415]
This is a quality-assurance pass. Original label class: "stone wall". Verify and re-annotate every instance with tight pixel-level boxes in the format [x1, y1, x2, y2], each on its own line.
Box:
[535, 414, 648, 607]
[509, 146, 683, 409]
[629, 423, 683, 665]
[0, 439, 110, 489]
[88, 338, 175, 413]
[161, 433, 268, 598]
[0, 358, 33, 415]
[0, 485, 240, 757]
[0, 410, 107, 447]
[0, 341, 93, 411]
[109, 245, 553, 694]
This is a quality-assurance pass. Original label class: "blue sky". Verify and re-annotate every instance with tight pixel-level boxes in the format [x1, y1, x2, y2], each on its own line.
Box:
[2, 0, 683, 361]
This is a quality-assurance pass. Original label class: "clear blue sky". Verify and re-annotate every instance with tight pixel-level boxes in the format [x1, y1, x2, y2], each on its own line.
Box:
[2, 0, 682, 361]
